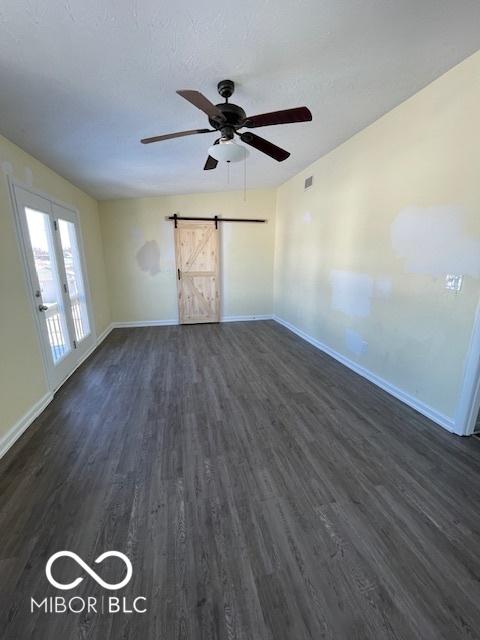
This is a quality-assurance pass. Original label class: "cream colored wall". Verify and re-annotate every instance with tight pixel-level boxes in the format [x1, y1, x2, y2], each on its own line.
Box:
[99, 189, 276, 322]
[274, 51, 480, 424]
[0, 133, 110, 441]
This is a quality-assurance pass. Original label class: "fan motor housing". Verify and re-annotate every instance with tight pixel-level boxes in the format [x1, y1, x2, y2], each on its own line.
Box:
[209, 102, 246, 133]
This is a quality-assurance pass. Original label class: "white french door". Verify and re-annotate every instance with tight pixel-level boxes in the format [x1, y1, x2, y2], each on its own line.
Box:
[12, 184, 95, 390]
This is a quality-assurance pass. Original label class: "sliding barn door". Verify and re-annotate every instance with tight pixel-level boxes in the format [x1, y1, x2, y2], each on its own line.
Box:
[175, 221, 220, 324]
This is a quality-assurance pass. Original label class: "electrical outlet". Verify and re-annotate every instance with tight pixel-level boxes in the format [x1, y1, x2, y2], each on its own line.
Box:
[445, 274, 463, 292]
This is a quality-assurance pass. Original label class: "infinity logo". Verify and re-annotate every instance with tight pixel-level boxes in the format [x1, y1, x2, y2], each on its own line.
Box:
[46, 551, 133, 591]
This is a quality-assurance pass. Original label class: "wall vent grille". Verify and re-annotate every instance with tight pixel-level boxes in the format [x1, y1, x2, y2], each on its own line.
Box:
[304, 175, 313, 190]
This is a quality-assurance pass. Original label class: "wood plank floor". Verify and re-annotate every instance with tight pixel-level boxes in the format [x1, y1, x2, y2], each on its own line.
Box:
[1, 321, 480, 639]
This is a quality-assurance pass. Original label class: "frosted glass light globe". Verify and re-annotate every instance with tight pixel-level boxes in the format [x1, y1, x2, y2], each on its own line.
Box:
[208, 140, 248, 163]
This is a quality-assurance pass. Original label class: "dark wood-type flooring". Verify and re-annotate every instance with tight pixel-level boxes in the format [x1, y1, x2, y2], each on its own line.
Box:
[1, 321, 480, 639]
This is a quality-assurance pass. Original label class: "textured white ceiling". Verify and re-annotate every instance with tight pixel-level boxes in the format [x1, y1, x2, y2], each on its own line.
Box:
[0, 1, 479, 200]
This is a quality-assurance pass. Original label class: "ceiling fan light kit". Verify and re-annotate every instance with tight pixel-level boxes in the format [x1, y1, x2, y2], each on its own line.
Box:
[208, 139, 248, 163]
[141, 79, 312, 171]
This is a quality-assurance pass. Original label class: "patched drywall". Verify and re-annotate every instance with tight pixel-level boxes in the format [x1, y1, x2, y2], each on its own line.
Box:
[274, 50, 480, 422]
[330, 271, 374, 318]
[136, 240, 161, 276]
[99, 190, 276, 322]
[329, 271, 392, 319]
[374, 277, 392, 299]
[345, 328, 368, 357]
[391, 205, 480, 278]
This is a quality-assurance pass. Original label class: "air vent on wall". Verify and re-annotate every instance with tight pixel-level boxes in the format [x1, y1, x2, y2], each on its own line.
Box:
[304, 175, 313, 190]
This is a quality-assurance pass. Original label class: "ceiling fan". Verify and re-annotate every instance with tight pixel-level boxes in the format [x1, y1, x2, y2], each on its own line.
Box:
[141, 79, 312, 170]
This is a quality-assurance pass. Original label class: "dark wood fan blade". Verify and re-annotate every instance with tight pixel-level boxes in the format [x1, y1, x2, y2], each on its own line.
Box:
[204, 138, 219, 170]
[244, 106, 312, 129]
[204, 156, 218, 170]
[176, 90, 225, 121]
[141, 129, 213, 144]
[239, 132, 290, 161]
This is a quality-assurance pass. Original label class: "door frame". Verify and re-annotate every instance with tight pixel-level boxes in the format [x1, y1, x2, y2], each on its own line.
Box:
[455, 298, 480, 435]
[7, 177, 96, 392]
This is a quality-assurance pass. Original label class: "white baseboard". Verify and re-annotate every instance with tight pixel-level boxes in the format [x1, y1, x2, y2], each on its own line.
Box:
[111, 316, 272, 327]
[96, 323, 115, 344]
[0, 392, 54, 460]
[273, 315, 457, 434]
[221, 314, 273, 322]
[112, 320, 179, 328]
[0, 322, 115, 461]
[8, 313, 451, 462]
[75, 323, 114, 370]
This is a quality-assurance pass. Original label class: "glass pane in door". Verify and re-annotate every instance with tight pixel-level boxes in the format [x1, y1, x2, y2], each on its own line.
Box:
[58, 219, 90, 342]
[25, 208, 71, 362]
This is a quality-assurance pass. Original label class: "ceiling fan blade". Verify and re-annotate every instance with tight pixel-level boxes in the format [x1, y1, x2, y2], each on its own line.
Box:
[176, 90, 225, 121]
[239, 132, 290, 162]
[141, 128, 213, 144]
[204, 156, 218, 170]
[244, 106, 312, 129]
[204, 138, 219, 170]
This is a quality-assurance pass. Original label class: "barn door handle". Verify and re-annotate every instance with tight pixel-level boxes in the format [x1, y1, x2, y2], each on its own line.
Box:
[177, 268, 181, 280]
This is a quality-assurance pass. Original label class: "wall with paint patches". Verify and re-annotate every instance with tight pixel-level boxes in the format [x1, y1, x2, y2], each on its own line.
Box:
[99, 189, 276, 322]
[0, 132, 111, 441]
[274, 50, 480, 424]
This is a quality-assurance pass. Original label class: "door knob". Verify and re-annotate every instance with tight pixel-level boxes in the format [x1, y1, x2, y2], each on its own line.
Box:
[38, 304, 48, 312]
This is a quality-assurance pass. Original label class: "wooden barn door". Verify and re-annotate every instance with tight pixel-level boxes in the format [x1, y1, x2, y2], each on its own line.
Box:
[175, 221, 220, 324]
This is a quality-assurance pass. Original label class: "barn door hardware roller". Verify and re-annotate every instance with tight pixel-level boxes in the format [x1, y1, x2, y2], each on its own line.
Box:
[169, 213, 266, 228]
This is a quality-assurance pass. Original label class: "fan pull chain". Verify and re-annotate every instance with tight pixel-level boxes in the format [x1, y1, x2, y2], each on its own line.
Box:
[227, 161, 230, 184]
[243, 153, 247, 202]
